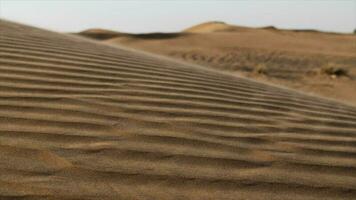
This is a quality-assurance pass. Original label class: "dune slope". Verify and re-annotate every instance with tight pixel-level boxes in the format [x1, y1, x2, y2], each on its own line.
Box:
[1, 20, 356, 200]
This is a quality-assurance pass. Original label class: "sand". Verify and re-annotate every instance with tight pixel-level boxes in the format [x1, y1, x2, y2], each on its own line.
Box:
[82, 22, 356, 106]
[1, 20, 356, 199]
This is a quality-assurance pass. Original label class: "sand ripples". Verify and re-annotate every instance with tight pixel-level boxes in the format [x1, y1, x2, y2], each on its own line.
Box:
[1, 20, 356, 200]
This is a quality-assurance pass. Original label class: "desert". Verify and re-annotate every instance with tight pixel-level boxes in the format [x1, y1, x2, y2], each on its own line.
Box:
[78, 21, 356, 106]
[0, 19, 356, 199]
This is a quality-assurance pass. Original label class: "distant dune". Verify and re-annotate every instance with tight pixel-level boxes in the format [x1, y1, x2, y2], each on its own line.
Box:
[78, 21, 356, 105]
[2, 20, 356, 199]
[183, 21, 250, 33]
[78, 28, 126, 40]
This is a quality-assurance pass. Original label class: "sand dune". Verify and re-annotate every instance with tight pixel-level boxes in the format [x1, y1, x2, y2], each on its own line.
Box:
[82, 22, 356, 105]
[1, 20, 356, 199]
[183, 21, 249, 33]
[78, 28, 129, 40]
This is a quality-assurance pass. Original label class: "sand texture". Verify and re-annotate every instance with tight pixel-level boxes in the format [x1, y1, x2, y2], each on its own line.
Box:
[1, 20, 356, 200]
[83, 22, 356, 105]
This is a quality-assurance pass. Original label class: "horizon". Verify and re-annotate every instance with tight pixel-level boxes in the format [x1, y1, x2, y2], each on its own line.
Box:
[0, 0, 355, 34]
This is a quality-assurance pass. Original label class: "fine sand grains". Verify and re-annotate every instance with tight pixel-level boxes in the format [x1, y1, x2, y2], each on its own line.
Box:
[1, 20, 356, 200]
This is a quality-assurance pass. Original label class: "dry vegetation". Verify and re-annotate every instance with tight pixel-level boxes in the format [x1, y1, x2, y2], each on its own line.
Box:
[321, 65, 350, 78]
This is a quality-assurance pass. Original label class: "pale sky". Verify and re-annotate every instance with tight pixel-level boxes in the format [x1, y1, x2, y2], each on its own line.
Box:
[0, 0, 355, 33]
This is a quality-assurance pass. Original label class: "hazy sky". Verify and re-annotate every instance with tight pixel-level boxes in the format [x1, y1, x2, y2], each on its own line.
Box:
[0, 0, 355, 33]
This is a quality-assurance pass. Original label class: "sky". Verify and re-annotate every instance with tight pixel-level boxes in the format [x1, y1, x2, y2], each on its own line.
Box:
[0, 0, 355, 33]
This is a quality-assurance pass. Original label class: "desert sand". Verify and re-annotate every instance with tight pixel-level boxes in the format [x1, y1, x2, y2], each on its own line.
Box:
[1, 20, 356, 199]
[79, 21, 356, 105]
